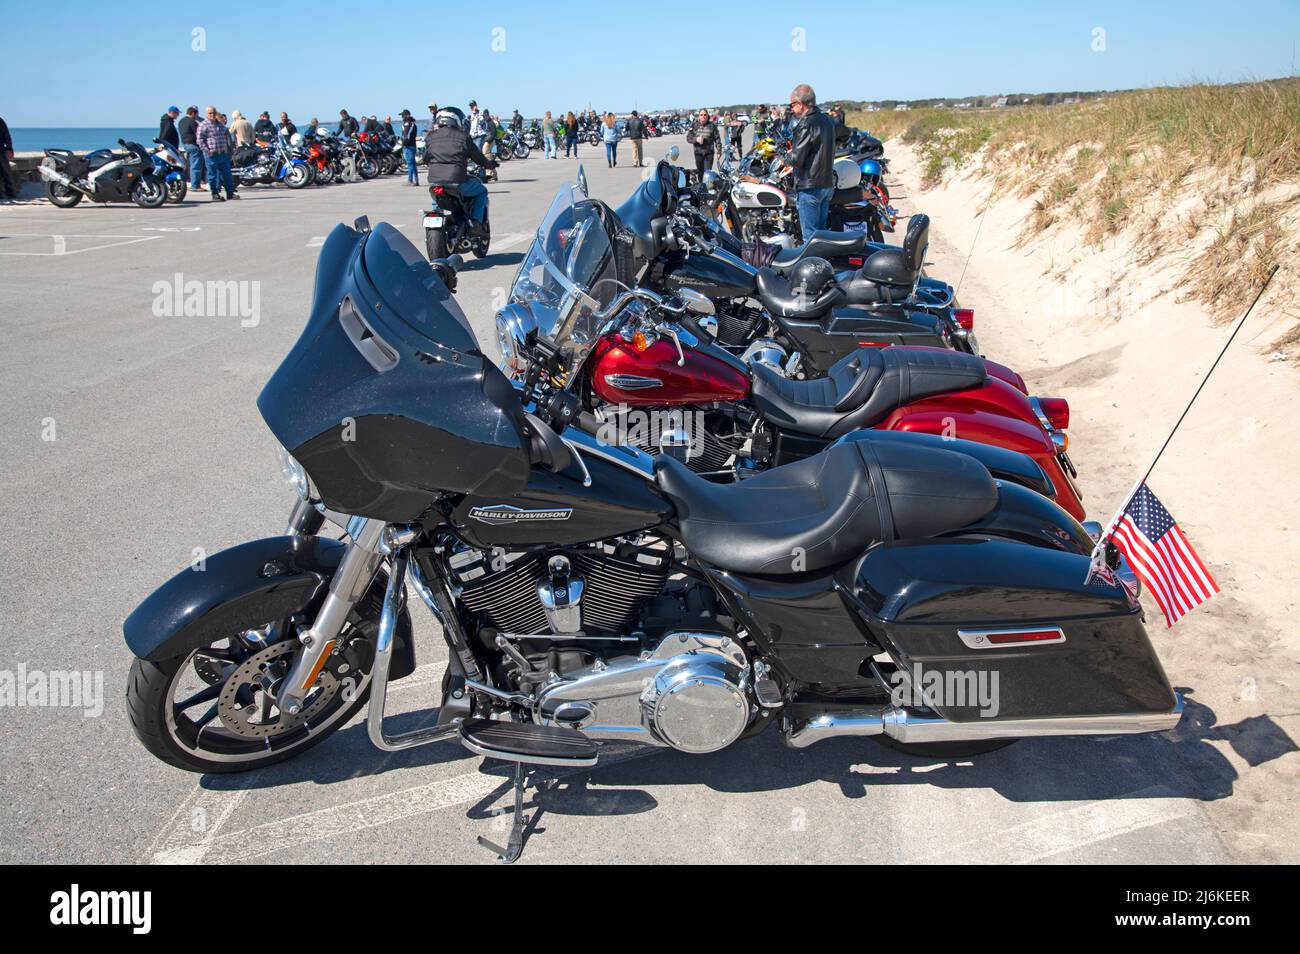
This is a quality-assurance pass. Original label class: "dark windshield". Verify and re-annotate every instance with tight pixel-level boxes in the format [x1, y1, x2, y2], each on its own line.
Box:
[360, 223, 480, 354]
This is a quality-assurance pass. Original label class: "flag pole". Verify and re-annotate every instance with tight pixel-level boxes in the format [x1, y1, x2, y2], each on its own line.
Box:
[1091, 264, 1280, 551]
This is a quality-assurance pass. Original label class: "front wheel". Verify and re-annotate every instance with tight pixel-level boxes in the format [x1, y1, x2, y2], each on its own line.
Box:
[513, 142, 530, 160]
[425, 226, 448, 262]
[126, 594, 394, 774]
[165, 177, 188, 203]
[284, 163, 311, 189]
[357, 156, 378, 179]
[45, 180, 83, 208]
[132, 176, 167, 208]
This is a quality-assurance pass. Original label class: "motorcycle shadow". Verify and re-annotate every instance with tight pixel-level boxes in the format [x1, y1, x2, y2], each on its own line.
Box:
[195, 689, 1294, 815]
[459, 252, 524, 272]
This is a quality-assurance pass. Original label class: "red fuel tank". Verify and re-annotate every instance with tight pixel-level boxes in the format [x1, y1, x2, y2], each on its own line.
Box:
[588, 333, 750, 407]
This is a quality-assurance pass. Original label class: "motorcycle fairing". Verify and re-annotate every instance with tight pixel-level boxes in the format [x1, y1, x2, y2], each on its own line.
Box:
[122, 535, 415, 678]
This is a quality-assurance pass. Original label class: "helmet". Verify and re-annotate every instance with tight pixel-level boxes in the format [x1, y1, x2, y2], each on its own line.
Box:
[787, 257, 837, 301]
[436, 108, 465, 129]
[289, 133, 304, 148]
[833, 157, 861, 190]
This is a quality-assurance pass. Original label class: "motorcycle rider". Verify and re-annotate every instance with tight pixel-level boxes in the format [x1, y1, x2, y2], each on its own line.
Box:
[777, 84, 836, 242]
[424, 107, 497, 237]
[338, 109, 359, 138]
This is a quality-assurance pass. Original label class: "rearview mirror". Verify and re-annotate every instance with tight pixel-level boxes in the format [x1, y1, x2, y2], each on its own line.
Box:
[665, 145, 680, 162]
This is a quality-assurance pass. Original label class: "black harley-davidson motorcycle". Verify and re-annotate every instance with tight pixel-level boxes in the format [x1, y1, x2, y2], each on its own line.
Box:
[122, 201, 1181, 862]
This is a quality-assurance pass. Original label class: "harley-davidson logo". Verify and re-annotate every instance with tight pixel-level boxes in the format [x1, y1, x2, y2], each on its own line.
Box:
[468, 505, 574, 525]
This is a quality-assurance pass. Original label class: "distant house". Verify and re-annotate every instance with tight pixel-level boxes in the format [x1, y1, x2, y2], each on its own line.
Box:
[1062, 97, 1079, 105]
[955, 102, 972, 109]
[894, 104, 910, 111]
[993, 96, 1009, 108]
[865, 105, 879, 112]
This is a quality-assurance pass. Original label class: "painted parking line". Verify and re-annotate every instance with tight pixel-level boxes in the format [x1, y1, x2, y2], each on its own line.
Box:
[0, 233, 163, 256]
[150, 741, 659, 864]
[306, 236, 325, 247]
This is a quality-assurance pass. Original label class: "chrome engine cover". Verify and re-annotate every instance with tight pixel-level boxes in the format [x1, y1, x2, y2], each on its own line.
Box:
[742, 337, 789, 373]
[642, 653, 749, 753]
[534, 632, 752, 753]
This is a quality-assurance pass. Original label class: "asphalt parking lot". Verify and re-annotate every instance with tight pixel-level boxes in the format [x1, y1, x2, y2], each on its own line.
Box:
[0, 135, 1234, 864]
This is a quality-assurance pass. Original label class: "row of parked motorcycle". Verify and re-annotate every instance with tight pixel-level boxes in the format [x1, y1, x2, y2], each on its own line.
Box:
[123, 125, 1183, 854]
[38, 128, 425, 208]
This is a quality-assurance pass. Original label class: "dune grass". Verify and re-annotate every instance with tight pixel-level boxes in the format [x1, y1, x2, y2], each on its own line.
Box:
[847, 80, 1299, 322]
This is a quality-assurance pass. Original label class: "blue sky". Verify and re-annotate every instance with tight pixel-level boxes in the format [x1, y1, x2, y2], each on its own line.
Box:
[2, 0, 1297, 125]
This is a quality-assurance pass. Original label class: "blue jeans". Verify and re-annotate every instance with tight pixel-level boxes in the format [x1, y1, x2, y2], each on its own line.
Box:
[795, 186, 834, 241]
[204, 152, 235, 198]
[184, 143, 205, 187]
[544, 134, 556, 158]
[605, 140, 618, 165]
[404, 146, 418, 183]
[564, 134, 578, 157]
[472, 135, 486, 155]
[458, 177, 488, 222]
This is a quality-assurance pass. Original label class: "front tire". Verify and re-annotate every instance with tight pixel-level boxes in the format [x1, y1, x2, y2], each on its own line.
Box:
[284, 163, 311, 189]
[132, 176, 167, 208]
[166, 178, 188, 203]
[125, 589, 396, 774]
[513, 142, 530, 160]
[357, 156, 378, 179]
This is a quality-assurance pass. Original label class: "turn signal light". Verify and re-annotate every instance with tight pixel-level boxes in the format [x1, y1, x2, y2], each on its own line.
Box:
[1038, 397, 1070, 430]
[954, 308, 975, 331]
[632, 330, 649, 353]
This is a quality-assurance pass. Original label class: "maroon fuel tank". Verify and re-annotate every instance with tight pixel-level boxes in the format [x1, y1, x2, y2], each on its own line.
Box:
[588, 333, 749, 407]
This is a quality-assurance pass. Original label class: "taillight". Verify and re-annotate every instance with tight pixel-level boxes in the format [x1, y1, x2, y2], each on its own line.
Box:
[1038, 397, 1070, 430]
[953, 308, 974, 331]
[431, 185, 444, 194]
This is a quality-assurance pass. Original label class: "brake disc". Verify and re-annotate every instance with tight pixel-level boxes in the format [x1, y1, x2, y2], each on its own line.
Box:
[217, 641, 340, 739]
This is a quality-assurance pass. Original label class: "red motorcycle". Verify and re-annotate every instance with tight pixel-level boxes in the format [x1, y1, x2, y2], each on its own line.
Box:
[498, 184, 1084, 519]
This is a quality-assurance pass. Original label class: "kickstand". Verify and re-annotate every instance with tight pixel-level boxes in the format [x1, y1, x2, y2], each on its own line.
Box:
[477, 762, 529, 864]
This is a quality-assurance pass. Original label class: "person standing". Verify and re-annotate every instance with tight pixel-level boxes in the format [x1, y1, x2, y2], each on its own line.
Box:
[254, 111, 276, 139]
[158, 106, 180, 149]
[178, 106, 205, 191]
[229, 110, 254, 146]
[541, 111, 557, 159]
[780, 84, 835, 241]
[382, 115, 396, 137]
[752, 104, 769, 147]
[564, 111, 579, 157]
[399, 109, 419, 185]
[468, 100, 486, 153]
[278, 113, 297, 138]
[511, 109, 523, 133]
[688, 108, 718, 178]
[337, 109, 359, 138]
[0, 114, 18, 201]
[602, 112, 619, 168]
[197, 105, 238, 202]
[626, 110, 646, 167]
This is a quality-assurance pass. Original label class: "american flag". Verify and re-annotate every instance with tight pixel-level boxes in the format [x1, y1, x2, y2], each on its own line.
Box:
[1109, 483, 1218, 626]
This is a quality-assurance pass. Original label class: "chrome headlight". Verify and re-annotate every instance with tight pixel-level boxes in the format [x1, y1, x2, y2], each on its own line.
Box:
[276, 443, 313, 501]
[494, 303, 539, 380]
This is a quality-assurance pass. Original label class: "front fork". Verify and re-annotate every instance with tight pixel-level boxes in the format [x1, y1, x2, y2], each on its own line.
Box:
[279, 505, 470, 748]
[278, 516, 386, 715]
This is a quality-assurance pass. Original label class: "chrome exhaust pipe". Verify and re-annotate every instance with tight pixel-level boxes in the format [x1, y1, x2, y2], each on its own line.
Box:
[783, 695, 1184, 749]
[38, 164, 90, 194]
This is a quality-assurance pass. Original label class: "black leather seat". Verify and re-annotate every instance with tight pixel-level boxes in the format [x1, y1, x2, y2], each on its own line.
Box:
[770, 230, 867, 269]
[654, 439, 998, 575]
[750, 347, 988, 439]
[755, 267, 846, 319]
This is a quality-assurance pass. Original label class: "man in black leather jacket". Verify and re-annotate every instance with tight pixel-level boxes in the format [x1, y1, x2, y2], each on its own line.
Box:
[780, 84, 836, 241]
[424, 109, 497, 234]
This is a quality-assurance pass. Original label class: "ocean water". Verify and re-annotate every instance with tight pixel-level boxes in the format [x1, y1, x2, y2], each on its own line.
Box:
[10, 124, 348, 154]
